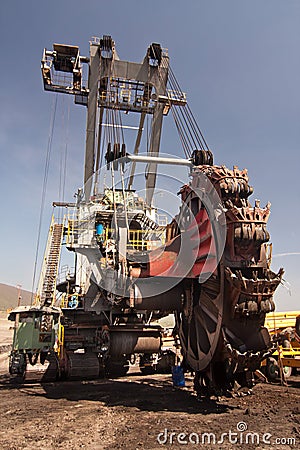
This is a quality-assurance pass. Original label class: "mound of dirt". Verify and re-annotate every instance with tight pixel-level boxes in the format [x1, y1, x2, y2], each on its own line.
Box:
[0, 283, 32, 311]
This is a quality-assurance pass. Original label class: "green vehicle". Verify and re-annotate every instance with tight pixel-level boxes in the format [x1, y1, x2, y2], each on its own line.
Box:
[8, 305, 61, 381]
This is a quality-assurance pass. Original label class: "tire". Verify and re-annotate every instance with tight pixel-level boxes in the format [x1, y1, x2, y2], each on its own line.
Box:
[283, 366, 292, 378]
[266, 357, 279, 380]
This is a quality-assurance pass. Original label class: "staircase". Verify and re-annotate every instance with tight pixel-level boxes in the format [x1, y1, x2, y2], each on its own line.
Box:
[37, 221, 64, 306]
[133, 212, 166, 241]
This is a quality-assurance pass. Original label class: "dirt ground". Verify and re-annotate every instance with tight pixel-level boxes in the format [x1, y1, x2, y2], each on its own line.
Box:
[0, 312, 299, 450]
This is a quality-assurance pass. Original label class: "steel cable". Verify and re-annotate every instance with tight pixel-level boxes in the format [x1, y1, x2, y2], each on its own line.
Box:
[31, 94, 58, 303]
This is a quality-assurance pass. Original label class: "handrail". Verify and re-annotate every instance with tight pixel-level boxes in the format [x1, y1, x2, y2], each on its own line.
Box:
[65, 217, 166, 250]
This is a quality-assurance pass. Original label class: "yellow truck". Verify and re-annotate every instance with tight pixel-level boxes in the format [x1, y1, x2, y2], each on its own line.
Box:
[262, 311, 300, 379]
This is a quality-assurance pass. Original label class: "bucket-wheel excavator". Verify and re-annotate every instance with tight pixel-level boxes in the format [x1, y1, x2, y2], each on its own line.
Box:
[8, 36, 283, 395]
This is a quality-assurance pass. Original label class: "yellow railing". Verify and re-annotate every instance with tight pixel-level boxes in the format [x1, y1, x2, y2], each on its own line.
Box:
[102, 228, 165, 250]
[65, 217, 95, 246]
[60, 293, 80, 309]
[65, 217, 165, 251]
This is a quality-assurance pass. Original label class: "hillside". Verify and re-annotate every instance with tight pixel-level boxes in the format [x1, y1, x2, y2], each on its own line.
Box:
[0, 283, 32, 311]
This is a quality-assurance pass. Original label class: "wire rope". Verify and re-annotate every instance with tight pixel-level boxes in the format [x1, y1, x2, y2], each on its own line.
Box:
[30, 94, 58, 303]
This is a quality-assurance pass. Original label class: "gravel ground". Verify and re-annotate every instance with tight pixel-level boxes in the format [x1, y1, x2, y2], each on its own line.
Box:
[0, 312, 299, 450]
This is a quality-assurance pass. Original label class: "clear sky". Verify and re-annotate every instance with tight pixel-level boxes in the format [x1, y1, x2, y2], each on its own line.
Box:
[0, 0, 299, 311]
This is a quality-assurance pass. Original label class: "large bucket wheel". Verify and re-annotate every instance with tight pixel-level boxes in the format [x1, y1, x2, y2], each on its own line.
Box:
[176, 267, 224, 373]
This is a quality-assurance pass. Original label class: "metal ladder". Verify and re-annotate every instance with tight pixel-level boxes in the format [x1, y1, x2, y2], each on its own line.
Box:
[37, 219, 64, 306]
[133, 212, 166, 241]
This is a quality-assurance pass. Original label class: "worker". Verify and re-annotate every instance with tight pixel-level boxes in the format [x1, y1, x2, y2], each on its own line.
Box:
[96, 223, 105, 241]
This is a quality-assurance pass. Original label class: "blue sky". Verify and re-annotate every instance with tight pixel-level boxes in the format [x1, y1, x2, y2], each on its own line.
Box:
[0, 0, 299, 311]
